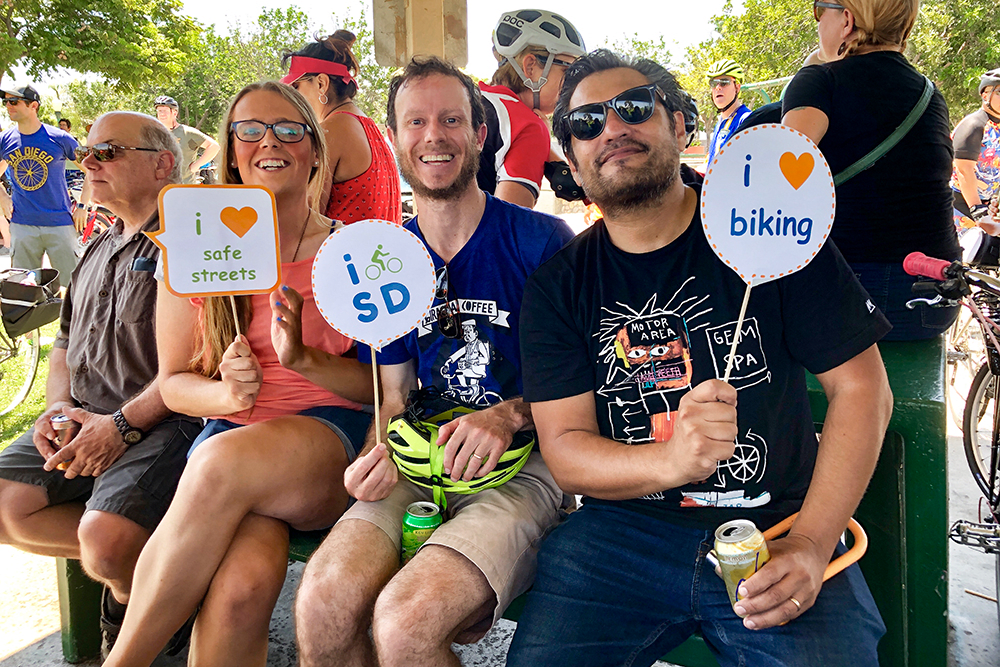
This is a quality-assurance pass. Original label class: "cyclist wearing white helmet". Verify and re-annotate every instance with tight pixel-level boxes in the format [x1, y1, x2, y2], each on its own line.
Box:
[153, 95, 220, 185]
[704, 58, 752, 168]
[479, 8, 585, 208]
[951, 68, 1000, 232]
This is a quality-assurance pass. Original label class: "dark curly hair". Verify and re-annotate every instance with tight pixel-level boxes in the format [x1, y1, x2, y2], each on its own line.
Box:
[385, 55, 486, 133]
[553, 49, 687, 162]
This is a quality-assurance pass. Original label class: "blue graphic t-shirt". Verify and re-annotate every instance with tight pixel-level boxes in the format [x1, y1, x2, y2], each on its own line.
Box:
[359, 194, 574, 406]
[1, 124, 78, 227]
[706, 103, 751, 168]
[951, 108, 1000, 226]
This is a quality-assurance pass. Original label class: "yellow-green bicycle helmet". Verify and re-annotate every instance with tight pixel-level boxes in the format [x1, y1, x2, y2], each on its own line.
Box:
[707, 59, 744, 83]
[386, 387, 535, 510]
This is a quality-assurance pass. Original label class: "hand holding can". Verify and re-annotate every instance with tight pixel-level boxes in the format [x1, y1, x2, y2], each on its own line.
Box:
[50, 414, 80, 471]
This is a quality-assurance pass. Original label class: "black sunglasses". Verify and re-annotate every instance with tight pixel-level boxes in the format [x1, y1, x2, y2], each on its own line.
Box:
[75, 143, 159, 162]
[435, 266, 462, 339]
[230, 120, 313, 144]
[564, 84, 667, 142]
[2, 97, 25, 106]
[813, 0, 845, 20]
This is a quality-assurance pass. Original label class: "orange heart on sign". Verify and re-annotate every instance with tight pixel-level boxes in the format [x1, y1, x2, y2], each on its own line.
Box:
[778, 152, 814, 190]
[220, 206, 258, 238]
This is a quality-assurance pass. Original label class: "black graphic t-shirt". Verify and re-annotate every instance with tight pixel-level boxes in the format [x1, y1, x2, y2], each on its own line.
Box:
[520, 186, 891, 530]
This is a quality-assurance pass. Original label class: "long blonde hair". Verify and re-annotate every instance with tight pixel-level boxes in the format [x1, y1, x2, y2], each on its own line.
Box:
[193, 81, 330, 378]
[840, 0, 920, 53]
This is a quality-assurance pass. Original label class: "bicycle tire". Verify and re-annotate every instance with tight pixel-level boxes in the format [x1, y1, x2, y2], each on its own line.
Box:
[948, 308, 985, 428]
[963, 362, 1000, 504]
[0, 327, 40, 416]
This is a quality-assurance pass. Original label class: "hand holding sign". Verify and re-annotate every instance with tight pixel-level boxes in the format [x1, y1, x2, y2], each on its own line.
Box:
[312, 220, 436, 438]
[701, 125, 835, 381]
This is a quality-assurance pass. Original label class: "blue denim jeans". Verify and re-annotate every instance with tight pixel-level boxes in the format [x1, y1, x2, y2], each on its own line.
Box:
[852, 261, 957, 341]
[506, 503, 885, 667]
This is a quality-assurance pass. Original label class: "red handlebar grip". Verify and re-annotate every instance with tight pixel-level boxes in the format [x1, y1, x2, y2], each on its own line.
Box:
[903, 252, 951, 280]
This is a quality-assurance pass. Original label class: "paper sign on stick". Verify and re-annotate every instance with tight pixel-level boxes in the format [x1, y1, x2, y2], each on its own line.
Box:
[312, 220, 435, 351]
[701, 125, 836, 380]
[150, 185, 281, 298]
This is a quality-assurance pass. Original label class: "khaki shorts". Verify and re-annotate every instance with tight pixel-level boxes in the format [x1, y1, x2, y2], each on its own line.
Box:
[339, 451, 567, 626]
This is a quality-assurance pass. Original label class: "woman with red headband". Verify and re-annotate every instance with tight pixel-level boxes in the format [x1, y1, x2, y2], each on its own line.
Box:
[282, 30, 402, 225]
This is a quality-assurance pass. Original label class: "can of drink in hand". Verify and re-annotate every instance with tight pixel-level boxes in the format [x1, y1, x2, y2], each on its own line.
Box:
[50, 414, 79, 471]
[714, 519, 770, 605]
[401, 501, 442, 565]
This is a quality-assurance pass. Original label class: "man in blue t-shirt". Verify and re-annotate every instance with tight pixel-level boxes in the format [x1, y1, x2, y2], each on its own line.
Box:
[704, 59, 752, 169]
[0, 83, 83, 286]
[294, 56, 574, 666]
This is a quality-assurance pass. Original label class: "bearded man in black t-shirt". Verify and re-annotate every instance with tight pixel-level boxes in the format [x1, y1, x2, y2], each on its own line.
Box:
[507, 49, 894, 667]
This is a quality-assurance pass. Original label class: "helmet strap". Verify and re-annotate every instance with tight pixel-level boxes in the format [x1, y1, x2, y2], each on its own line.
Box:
[985, 87, 1000, 119]
[511, 53, 556, 110]
[715, 96, 738, 115]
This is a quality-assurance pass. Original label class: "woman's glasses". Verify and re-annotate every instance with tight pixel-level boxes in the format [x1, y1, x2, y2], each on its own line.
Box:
[435, 266, 462, 339]
[74, 143, 159, 162]
[813, 0, 845, 20]
[563, 84, 666, 142]
[230, 120, 313, 144]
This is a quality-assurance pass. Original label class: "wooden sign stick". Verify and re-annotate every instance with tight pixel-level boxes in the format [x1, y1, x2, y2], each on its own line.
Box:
[722, 281, 753, 384]
[229, 295, 242, 339]
[372, 357, 381, 444]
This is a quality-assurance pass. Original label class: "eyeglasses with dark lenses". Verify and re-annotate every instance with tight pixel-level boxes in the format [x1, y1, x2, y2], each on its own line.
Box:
[813, 0, 845, 20]
[75, 143, 159, 162]
[230, 120, 313, 144]
[709, 78, 734, 89]
[2, 97, 25, 106]
[435, 266, 462, 339]
[564, 84, 664, 142]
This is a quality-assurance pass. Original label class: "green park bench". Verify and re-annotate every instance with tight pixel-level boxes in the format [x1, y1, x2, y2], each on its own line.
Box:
[52, 338, 948, 666]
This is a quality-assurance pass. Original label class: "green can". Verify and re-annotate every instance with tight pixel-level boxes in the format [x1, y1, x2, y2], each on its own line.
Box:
[401, 501, 443, 565]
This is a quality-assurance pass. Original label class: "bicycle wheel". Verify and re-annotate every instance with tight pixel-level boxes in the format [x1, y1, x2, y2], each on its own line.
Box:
[963, 362, 1000, 504]
[0, 328, 40, 416]
[948, 308, 984, 428]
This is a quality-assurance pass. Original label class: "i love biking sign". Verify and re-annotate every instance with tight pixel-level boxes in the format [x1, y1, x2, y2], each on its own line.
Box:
[311, 219, 435, 351]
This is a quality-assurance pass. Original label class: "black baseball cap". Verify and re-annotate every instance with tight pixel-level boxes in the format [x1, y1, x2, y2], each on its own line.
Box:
[1, 83, 40, 103]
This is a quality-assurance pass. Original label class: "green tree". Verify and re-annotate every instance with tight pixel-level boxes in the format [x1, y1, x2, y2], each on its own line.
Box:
[604, 33, 673, 67]
[0, 0, 199, 88]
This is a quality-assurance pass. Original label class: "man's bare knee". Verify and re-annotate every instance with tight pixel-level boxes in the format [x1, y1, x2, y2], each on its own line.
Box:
[0, 480, 51, 544]
[373, 548, 492, 662]
[296, 520, 396, 665]
[77, 511, 148, 586]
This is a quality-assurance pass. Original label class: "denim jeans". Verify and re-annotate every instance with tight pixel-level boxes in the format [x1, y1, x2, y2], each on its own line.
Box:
[506, 503, 885, 667]
[852, 261, 958, 341]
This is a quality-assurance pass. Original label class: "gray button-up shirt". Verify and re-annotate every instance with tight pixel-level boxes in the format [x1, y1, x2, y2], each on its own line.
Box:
[54, 214, 161, 415]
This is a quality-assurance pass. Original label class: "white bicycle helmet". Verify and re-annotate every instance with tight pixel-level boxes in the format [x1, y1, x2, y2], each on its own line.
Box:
[492, 9, 586, 109]
[980, 68, 1000, 95]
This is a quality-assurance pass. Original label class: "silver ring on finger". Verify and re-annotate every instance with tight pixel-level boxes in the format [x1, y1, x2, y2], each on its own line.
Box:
[471, 453, 484, 460]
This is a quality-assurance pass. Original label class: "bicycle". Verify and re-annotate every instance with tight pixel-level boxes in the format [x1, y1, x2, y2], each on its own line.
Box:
[904, 251, 1000, 632]
[0, 268, 62, 416]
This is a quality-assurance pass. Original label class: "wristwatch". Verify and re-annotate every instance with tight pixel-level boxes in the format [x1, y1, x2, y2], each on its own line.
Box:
[971, 203, 990, 222]
[112, 409, 144, 445]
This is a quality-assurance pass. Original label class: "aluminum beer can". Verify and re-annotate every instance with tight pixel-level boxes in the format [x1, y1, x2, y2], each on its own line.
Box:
[401, 501, 443, 565]
[714, 519, 770, 605]
[50, 414, 80, 471]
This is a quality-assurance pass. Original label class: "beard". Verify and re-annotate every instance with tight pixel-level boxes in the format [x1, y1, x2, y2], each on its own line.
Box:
[577, 138, 678, 218]
[398, 140, 481, 202]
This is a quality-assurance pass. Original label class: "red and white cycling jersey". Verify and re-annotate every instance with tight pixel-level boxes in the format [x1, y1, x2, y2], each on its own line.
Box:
[476, 82, 550, 199]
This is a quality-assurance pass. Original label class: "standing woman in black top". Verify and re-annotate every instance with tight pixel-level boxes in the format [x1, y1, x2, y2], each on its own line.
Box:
[782, 0, 960, 340]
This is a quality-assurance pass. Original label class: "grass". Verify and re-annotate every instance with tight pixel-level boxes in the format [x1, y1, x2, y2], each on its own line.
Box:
[0, 321, 58, 452]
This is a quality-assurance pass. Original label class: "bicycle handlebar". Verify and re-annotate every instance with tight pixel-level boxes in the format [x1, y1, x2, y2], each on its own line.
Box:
[903, 252, 953, 281]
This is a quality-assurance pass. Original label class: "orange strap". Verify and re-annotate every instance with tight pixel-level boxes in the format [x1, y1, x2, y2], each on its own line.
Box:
[763, 513, 868, 581]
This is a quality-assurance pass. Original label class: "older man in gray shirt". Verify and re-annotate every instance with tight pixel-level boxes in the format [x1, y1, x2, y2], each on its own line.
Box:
[0, 112, 200, 657]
